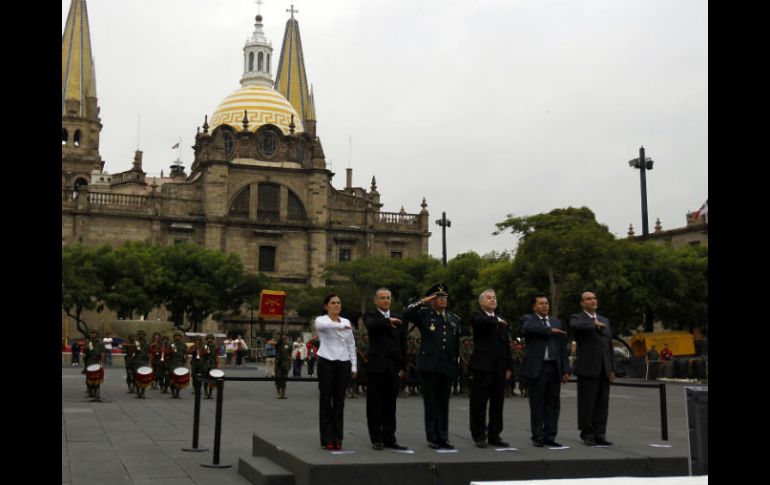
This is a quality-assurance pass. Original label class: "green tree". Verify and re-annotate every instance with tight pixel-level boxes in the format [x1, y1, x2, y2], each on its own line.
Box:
[62, 244, 104, 337]
[96, 242, 159, 320]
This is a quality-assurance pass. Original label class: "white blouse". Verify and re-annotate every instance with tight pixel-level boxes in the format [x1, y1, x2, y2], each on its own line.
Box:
[314, 315, 357, 372]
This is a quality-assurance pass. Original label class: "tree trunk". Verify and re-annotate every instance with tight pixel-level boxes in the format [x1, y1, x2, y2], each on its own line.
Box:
[67, 309, 90, 337]
[547, 268, 559, 318]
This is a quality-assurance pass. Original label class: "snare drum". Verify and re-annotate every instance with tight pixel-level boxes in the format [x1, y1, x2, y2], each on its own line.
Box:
[209, 369, 225, 379]
[171, 367, 190, 389]
[135, 366, 155, 388]
[85, 363, 104, 385]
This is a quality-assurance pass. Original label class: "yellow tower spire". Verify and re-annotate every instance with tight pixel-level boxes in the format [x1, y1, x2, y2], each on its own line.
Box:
[62, 0, 97, 118]
[274, 5, 314, 125]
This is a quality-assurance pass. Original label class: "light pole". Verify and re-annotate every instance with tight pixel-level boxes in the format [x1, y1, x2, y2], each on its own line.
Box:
[628, 146, 654, 240]
[435, 212, 451, 266]
[628, 146, 655, 331]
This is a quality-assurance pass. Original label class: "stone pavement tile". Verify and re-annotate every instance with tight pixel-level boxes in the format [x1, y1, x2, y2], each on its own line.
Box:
[131, 479, 196, 485]
[118, 449, 187, 481]
[67, 442, 132, 485]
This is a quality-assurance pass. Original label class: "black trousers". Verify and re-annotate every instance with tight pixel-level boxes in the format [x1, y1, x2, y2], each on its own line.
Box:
[367, 370, 400, 445]
[527, 361, 562, 441]
[318, 357, 352, 446]
[419, 370, 452, 443]
[275, 364, 288, 390]
[577, 374, 610, 440]
[469, 369, 506, 441]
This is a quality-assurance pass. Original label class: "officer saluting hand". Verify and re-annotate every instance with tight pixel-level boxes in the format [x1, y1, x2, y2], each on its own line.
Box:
[403, 284, 460, 450]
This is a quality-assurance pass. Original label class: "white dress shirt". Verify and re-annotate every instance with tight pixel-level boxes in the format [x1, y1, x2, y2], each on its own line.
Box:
[315, 314, 357, 372]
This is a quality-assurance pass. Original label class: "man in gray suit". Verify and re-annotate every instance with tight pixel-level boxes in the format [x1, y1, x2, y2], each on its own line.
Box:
[569, 291, 616, 446]
[521, 294, 570, 448]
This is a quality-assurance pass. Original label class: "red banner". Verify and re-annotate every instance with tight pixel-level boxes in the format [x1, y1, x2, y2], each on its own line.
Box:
[259, 290, 286, 319]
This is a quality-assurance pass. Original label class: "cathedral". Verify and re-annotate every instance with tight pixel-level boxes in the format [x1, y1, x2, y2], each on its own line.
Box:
[62, 0, 430, 288]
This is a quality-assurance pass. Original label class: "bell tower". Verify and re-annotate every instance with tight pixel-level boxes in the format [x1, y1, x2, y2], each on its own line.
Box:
[62, 0, 104, 190]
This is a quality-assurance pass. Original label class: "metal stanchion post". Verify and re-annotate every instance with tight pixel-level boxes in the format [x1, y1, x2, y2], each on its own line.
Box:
[183, 374, 208, 452]
[659, 382, 668, 441]
[202, 377, 231, 468]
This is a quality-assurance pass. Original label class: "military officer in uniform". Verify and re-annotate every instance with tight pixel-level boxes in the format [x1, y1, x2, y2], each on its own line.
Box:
[83, 329, 105, 398]
[133, 330, 151, 398]
[274, 334, 292, 399]
[168, 331, 188, 399]
[202, 334, 218, 399]
[157, 335, 171, 393]
[149, 332, 162, 390]
[121, 333, 137, 393]
[403, 284, 461, 449]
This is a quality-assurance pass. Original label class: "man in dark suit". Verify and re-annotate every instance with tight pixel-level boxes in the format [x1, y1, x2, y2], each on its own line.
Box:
[403, 284, 461, 450]
[569, 291, 616, 446]
[468, 289, 512, 448]
[363, 287, 408, 451]
[521, 294, 571, 447]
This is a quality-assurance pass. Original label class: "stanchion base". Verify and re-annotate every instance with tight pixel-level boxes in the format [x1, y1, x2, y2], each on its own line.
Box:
[201, 463, 232, 469]
[182, 447, 209, 452]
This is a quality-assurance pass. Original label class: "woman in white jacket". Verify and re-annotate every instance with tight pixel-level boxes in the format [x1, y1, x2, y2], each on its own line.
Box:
[315, 294, 357, 450]
[292, 337, 307, 377]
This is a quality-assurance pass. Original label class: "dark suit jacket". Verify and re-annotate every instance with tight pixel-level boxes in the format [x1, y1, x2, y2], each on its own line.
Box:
[569, 312, 615, 379]
[520, 313, 570, 380]
[403, 302, 460, 377]
[468, 311, 513, 377]
[363, 309, 407, 375]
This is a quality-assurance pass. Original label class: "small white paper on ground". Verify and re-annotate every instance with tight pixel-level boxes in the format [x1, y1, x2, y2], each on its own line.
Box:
[548, 446, 570, 450]
[591, 445, 612, 448]
[331, 451, 356, 455]
[390, 449, 416, 454]
[436, 449, 459, 453]
[649, 444, 673, 448]
[494, 447, 519, 452]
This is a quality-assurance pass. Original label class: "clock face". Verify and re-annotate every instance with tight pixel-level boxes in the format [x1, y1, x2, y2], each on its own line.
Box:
[259, 131, 278, 158]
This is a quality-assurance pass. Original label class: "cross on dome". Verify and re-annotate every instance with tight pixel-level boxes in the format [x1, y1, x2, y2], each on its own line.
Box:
[287, 4, 298, 18]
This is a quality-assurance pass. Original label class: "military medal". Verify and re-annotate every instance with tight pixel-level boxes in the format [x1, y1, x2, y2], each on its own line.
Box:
[430, 323, 436, 332]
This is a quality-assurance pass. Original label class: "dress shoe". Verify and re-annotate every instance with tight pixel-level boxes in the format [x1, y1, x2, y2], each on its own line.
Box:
[384, 443, 408, 450]
[324, 444, 335, 450]
[372, 442, 384, 450]
[333, 443, 342, 450]
[475, 440, 488, 448]
[594, 438, 613, 446]
[428, 441, 442, 449]
[488, 438, 509, 447]
[439, 440, 454, 450]
[532, 438, 545, 447]
[581, 437, 596, 446]
[543, 439, 563, 447]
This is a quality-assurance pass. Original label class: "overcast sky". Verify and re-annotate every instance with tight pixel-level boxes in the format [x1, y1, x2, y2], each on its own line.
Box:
[62, 0, 708, 260]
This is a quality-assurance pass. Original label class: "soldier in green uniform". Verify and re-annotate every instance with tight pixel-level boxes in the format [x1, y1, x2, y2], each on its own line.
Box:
[133, 330, 151, 398]
[168, 331, 188, 399]
[202, 334, 218, 399]
[157, 335, 171, 393]
[149, 332, 162, 390]
[121, 333, 137, 393]
[83, 329, 105, 399]
[403, 284, 461, 449]
[274, 334, 292, 399]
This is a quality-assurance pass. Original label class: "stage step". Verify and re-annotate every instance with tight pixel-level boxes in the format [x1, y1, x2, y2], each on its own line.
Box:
[238, 456, 296, 485]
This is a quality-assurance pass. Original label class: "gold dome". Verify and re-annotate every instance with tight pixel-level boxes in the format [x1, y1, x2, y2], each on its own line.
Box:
[210, 84, 304, 135]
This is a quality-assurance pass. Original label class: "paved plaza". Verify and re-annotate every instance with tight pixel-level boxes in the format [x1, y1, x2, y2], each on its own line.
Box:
[62, 363, 698, 485]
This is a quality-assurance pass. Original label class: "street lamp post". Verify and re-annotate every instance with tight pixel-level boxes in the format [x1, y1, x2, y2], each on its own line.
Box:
[435, 212, 451, 266]
[628, 146, 655, 331]
[628, 146, 654, 240]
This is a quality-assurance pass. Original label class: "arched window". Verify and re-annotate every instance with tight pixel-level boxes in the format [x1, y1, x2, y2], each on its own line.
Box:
[73, 178, 88, 195]
[62, 128, 68, 145]
[267, 54, 270, 73]
[229, 186, 250, 217]
[258, 183, 280, 222]
[287, 190, 306, 221]
[73, 130, 81, 147]
[258, 131, 277, 157]
[223, 132, 234, 160]
[258, 52, 264, 72]
[248, 52, 254, 71]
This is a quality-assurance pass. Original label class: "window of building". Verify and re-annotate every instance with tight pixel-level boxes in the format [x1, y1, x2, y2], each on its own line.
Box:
[287, 190, 306, 221]
[297, 140, 306, 163]
[62, 128, 68, 145]
[391, 251, 403, 259]
[339, 248, 352, 262]
[259, 246, 276, 272]
[267, 54, 271, 73]
[223, 132, 234, 160]
[229, 186, 250, 217]
[258, 183, 280, 222]
[259, 131, 277, 157]
[248, 52, 254, 71]
[258, 52, 264, 71]
[73, 130, 81, 147]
